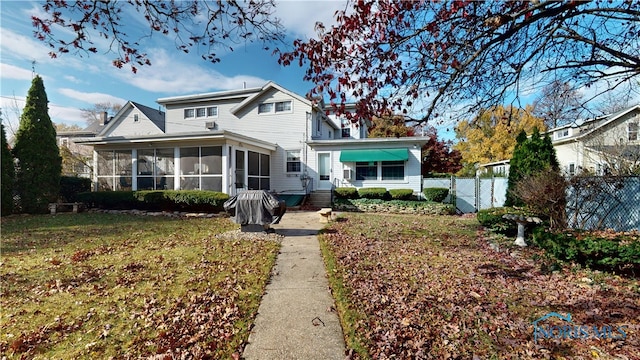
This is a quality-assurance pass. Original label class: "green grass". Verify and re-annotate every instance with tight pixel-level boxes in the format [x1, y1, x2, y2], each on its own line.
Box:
[1, 213, 280, 359]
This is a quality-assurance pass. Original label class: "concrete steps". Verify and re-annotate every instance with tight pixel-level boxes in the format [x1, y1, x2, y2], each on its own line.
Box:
[306, 190, 332, 208]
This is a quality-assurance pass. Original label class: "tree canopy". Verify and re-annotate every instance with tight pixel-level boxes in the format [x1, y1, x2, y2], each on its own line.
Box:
[1, 117, 15, 216]
[368, 114, 415, 138]
[32, 0, 285, 72]
[420, 126, 462, 176]
[279, 0, 640, 124]
[454, 105, 545, 169]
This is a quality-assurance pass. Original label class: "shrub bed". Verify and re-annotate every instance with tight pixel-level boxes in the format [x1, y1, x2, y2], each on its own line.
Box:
[422, 187, 449, 202]
[77, 190, 229, 213]
[532, 228, 640, 275]
[333, 198, 455, 215]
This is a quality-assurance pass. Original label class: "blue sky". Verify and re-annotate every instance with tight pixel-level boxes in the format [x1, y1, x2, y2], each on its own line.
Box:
[0, 1, 348, 137]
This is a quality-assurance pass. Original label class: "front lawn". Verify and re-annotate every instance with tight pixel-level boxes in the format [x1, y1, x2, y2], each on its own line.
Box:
[320, 213, 639, 359]
[0, 213, 280, 359]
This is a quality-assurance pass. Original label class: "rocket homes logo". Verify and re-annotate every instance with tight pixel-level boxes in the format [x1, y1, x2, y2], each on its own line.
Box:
[532, 312, 628, 343]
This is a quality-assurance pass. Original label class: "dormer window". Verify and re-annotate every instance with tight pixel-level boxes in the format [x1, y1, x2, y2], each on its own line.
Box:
[184, 109, 195, 119]
[555, 128, 569, 139]
[196, 108, 206, 118]
[258, 103, 273, 113]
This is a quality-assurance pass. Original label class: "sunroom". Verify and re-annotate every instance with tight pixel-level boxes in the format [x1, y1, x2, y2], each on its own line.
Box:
[76, 131, 276, 195]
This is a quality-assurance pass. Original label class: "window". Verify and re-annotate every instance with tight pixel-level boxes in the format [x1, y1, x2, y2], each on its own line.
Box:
[133, 114, 139, 122]
[341, 118, 351, 138]
[258, 103, 273, 114]
[275, 101, 292, 112]
[259, 101, 292, 114]
[286, 150, 301, 173]
[342, 128, 351, 138]
[184, 109, 195, 119]
[629, 122, 638, 141]
[180, 146, 223, 191]
[567, 163, 576, 177]
[355, 162, 378, 180]
[207, 106, 218, 117]
[354, 161, 406, 181]
[196, 108, 206, 118]
[96, 150, 132, 191]
[555, 128, 569, 139]
[381, 161, 405, 180]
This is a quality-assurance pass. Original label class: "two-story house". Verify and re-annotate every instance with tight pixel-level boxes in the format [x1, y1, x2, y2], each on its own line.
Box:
[550, 104, 640, 176]
[75, 82, 430, 204]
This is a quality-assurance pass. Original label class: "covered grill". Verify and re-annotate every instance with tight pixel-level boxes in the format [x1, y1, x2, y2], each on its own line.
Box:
[223, 190, 286, 231]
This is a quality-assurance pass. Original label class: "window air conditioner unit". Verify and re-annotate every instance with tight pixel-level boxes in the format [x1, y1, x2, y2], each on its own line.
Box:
[205, 121, 216, 129]
[343, 168, 352, 181]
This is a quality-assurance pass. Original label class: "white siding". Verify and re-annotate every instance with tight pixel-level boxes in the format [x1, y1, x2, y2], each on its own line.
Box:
[103, 107, 163, 137]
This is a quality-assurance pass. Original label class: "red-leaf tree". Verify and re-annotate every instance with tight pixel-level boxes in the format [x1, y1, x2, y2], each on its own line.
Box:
[420, 126, 462, 176]
[278, 0, 640, 124]
[32, 0, 285, 72]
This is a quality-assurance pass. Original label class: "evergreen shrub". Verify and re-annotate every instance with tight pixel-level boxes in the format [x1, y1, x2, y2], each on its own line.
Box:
[422, 187, 449, 202]
[59, 176, 92, 202]
[358, 187, 388, 199]
[389, 189, 414, 200]
[334, 187, 359, 199]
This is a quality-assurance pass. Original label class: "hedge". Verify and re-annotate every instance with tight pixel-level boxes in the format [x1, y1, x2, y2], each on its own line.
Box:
[422, 187, 449, 202]
[59, 176, 92, 202]
[358, 187, 388, 199]
[388, 189, 414, 200]
[77, 190, 229, 213]
[334, 187, 359, 199]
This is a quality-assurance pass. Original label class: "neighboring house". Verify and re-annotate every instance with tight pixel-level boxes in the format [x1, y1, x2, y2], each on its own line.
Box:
[74, 82, 429, 202]
[476, 159, 510, 177]
[56, 112, 111, 178]
[476, 104, 640, 177]
[549, 104, 640, 176]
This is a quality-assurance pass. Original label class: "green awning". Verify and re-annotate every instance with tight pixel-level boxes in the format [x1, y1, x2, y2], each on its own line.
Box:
[339, 148, 409, 162]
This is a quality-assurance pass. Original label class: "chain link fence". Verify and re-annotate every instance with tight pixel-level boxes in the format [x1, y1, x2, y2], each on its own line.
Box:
[424, 175, 640, 232]
[566, 176, 640, 232]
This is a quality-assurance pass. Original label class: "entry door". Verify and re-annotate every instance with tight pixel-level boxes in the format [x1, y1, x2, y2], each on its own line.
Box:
[317, 153, 332, 190]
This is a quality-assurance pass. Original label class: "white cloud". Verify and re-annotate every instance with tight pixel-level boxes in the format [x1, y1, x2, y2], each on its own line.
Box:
[0, 96, 84, 137]
[114, 48, 268, 93]
[276, 0, 346, 39]
[58, 88, 127, 105]
[0, 28, 52, 63]
[63, 75, 82, 84]
[0, 63, 34, 80]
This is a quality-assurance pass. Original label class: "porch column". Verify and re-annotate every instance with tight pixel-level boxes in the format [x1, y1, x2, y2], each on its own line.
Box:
[174, 147, 180, 190]
[131, 149, 138, 191]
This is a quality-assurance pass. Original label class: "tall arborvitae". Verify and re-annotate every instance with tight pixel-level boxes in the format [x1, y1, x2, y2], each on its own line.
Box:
[505, 127, 559, 206]
[12, 76, 61, 213]
[1, 120, 15, 216]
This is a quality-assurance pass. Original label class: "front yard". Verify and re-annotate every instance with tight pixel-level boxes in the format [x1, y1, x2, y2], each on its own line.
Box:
[0, 213, 280, 359]
[320, 213, 639, 359]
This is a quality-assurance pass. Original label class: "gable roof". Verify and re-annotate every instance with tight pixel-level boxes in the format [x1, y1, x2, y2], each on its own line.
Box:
[230, 81, 313, 115]
[98, 101, 165, 136]
[550, 104, 640, 145]
[131, 101, 165, 132]
[156, 86, 263, 105]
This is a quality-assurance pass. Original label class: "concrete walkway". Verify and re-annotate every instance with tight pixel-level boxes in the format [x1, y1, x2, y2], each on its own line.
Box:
[242, 211, 346, 360]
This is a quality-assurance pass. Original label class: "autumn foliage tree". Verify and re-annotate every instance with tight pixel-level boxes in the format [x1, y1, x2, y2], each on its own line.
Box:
[454, 105, 545, 173]
[12, 76, 61, 214]
[32, 0, 284, 72]
[420, 126, 462, 176]
[368, 115, 415, 138]
[278, 1, 640, 124]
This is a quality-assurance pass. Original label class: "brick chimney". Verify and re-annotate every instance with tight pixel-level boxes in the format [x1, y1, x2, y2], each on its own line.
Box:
[99, 111, 108, 125]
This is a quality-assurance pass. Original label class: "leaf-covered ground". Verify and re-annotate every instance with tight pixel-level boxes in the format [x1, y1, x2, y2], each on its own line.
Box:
[0, 213, 280, 359]
[320, 213, 640, 359]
